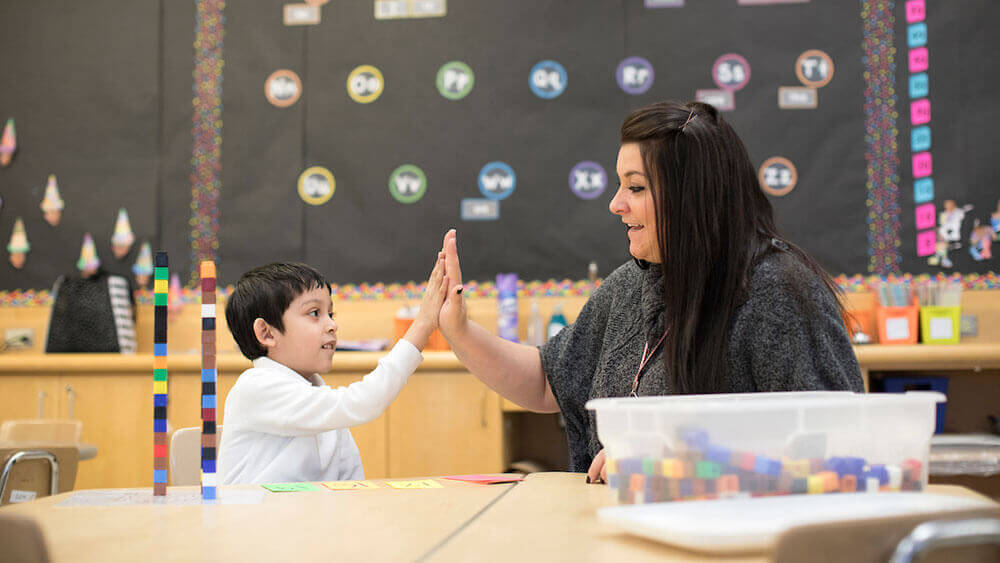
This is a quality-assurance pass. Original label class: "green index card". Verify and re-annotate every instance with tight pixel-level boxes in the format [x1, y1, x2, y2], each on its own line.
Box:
[261, 482, 322, 492]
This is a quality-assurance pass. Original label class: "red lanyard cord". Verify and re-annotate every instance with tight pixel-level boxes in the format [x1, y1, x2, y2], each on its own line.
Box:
[630, 331, 667, 397]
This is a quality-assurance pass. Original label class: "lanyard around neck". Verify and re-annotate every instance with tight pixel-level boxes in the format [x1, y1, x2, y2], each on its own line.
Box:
[630, 331, 667, 397]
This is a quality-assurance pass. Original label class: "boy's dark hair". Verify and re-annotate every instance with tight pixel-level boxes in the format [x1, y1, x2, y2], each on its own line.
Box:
[225, 263, 331, 360]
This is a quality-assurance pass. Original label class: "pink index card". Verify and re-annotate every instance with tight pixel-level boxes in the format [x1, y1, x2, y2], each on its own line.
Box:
[912, 152, 933, 178]
[908, 48, 929, 73]
[442, 474, 525, 485]
[916, 229, 936, 257]
[911, 99, 931, 125]
[915, 203, 936, 230]
[906, 0, 925, 23]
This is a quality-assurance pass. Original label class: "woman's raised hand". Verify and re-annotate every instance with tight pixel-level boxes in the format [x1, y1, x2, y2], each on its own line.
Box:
[439, 229, 468, 339]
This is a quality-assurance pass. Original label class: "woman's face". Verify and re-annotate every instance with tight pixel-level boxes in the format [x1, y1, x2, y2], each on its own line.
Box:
[610, 143, 660, 263]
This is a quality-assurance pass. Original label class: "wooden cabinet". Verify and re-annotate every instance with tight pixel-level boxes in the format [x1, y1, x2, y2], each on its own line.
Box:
[0, 373, 62, 420]
[67, 374, 151, 489]
[0, 353, 503, 488]
[387, 371, 503, 477]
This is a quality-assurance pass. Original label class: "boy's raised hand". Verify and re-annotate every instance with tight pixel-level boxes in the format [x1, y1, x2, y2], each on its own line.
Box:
[417, 251, 448, 330]
[404, 249, 448, 351]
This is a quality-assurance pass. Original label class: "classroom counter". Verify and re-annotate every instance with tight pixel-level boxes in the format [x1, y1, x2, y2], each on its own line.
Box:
[0, 350, 467, 373]
[3, 342, 1000, 373]
[852, 343, 1000, 371]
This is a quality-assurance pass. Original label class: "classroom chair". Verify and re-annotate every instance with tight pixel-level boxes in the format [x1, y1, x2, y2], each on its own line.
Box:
[169, 426, 222, 486]
[0, 512, 50, 563]
[0, 420, 82, 443]
[0, 445, 79, 506]
[773, 513, 1000, 562]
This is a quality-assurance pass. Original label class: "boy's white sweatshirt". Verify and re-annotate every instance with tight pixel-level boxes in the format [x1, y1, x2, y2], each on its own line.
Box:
[219, 340, 421, 484]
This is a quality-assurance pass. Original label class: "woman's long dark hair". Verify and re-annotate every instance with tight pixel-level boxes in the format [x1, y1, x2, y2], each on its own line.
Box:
[620, 100, 846, 394]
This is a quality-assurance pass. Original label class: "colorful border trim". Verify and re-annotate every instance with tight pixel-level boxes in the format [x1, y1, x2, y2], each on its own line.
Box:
[861, 0, 901, 274]
[6, 274, 1000, 307]
[189, 0, 226, 285]
[834, 273, 1000, 292]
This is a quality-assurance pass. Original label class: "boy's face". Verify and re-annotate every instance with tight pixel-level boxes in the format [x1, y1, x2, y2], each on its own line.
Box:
[265, 285, 338, 378]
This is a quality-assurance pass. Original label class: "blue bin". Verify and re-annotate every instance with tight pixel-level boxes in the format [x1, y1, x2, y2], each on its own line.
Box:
[882, 376, 948, 434]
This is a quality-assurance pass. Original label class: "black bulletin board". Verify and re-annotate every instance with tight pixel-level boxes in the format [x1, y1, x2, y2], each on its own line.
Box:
[1, 0, 996, 291]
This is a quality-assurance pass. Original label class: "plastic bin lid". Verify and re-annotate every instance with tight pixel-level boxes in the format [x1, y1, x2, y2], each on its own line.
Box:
[930, 433, 1000, 477]
[585, 390, 945, 414]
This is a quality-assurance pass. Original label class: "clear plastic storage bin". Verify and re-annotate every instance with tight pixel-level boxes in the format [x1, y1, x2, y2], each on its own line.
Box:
[586, 391, 944, 504]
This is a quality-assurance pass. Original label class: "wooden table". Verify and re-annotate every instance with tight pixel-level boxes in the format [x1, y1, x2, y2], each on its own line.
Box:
[2, 473, 992, 562]
[425, 472, 766, 562]
[0, 476, 511, 562]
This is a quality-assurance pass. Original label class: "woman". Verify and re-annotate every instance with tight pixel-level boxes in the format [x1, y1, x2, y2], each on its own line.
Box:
[436, 100, 863, 483]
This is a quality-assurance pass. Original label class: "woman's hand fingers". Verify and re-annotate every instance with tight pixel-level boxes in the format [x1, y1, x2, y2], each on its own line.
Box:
[586, 449, 606, 484]
[439, 230, 468, 337]
[443, 229, 463, 294]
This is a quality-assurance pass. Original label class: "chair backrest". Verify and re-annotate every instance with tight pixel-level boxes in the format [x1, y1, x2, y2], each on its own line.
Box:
[0, 420, 82, 443]
[0, 446, 79, 506]
[169, 426, 222, 486]
[0, 512, 50, 563]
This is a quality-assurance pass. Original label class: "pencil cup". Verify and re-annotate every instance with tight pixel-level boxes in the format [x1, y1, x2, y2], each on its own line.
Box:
[843, 308, 876, 344]
[876, 305, 919, 344]
[394, 316, 413, 342]
[394, 317, 449, 350]
[426, 329, 450, 351]
[919, 306, 961, 344]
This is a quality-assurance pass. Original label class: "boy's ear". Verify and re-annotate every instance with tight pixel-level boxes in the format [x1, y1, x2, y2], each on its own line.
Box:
[252, 318, 278, 350]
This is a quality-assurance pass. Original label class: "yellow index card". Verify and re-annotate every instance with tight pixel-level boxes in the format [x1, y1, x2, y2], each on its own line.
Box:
[322, 480, 380, 491]
[386, 479, 443, 489]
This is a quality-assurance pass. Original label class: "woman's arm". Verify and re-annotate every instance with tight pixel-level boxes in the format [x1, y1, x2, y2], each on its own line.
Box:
[437, 230, 559, 413]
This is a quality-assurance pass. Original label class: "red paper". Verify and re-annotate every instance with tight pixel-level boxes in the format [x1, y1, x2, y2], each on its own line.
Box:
[442, 474, 525, 485]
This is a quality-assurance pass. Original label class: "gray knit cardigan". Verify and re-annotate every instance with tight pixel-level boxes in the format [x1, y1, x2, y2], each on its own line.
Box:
[539, 252, 864, 472]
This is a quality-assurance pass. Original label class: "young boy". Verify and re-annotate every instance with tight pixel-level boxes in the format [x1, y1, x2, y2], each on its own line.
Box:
[218, 256, 447, 484]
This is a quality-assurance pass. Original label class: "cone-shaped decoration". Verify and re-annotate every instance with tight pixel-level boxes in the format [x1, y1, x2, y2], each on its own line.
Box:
[76, 232, 100, 276]
[0, 119, 16, 167]
[40, 175, 65, 226]
[7, 217, 30, 269]
[133, 241, 153, 286]
[168, 272, 183, 316]
[111, 207, 135, 259]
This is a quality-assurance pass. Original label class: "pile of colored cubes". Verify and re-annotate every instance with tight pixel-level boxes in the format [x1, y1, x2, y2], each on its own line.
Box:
[605, 428, 923, 504]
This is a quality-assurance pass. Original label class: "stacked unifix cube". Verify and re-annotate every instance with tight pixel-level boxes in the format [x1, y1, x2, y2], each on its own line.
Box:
[152, 252, 169, 496]
[200, 261, 218, 500]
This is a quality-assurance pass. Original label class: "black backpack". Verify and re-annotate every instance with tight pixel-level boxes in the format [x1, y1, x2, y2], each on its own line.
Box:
[45, 270, 137, 353]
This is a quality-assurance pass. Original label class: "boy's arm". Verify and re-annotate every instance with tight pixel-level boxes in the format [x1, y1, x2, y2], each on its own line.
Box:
[230, 250, 448, 435]
[232, 342, 423, 435]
